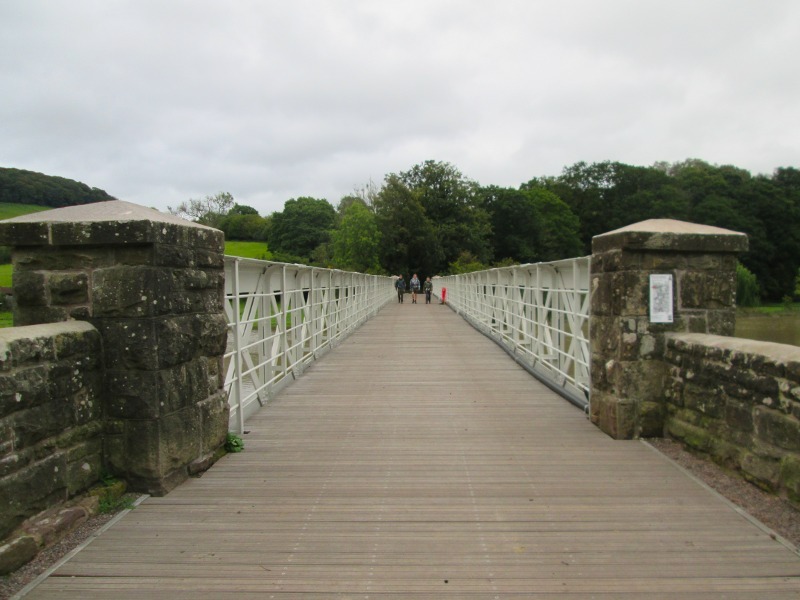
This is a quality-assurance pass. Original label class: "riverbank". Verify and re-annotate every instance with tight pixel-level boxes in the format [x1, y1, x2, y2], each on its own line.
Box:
[735, 303, 800, 346]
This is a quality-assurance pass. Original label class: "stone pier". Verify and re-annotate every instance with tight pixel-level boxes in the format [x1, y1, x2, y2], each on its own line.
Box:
[0, 201, 229, 495]
[589, 219, 748, 439]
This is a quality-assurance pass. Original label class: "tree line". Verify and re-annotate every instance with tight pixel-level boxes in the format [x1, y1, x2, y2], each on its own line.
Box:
[3, 160, 797, 304]
[185, 159, 800, 304]
[0, 167, 116, 207]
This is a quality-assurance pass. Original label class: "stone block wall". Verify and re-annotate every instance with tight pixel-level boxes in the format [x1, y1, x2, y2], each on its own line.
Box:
[663, 333, 800, 503]
[0, 322, 103, 539]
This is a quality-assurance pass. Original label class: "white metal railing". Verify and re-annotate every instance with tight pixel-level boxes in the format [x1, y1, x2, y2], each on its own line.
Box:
[433, 257, 591, 408]
[224, 257, 395, 432]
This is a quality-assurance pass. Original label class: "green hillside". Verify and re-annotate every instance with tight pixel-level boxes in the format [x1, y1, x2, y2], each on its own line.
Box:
[0, 202, 51, 220]
[224, 240, 272, 260]
[0, 167, 115, 207]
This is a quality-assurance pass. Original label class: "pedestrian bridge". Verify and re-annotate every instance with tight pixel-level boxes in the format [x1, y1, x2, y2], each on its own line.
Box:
[21, 300, 800, 598]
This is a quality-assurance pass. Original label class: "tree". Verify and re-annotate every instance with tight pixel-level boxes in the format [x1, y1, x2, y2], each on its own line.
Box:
[737, 174, 800, 301]
[736, 262, 761, 307]
[528, 161, 690, 253]
[268, 197, 336, 261]
[168, 191, 234, 228]
[332, 201, 382, 273]
[373, 175, 441, 277]
[481, 185, 583, 264]
[398, 160, 492, 271]
[449, 251, 486, 274]
[532, 188, 584, 261]
[219, 213, 268, 240]
[228, 203, 259, 215]
[481, 185, 541, 263]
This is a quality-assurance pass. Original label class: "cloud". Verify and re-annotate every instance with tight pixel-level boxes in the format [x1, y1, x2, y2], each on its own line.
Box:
[1, 0, 798, 215]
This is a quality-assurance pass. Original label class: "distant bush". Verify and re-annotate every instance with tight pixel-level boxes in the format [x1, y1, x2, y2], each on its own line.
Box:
[736, 262, 761, 307]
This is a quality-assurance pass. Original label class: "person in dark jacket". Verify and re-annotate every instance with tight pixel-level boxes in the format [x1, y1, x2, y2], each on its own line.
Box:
[395, 276, 406, 303]
[423, 277, 433, 304]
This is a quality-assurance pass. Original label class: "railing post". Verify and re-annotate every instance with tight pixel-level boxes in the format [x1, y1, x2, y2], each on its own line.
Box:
[232, 259, 245, 435]
[589, 219, 748, 439]
[281, 265, 288, 378]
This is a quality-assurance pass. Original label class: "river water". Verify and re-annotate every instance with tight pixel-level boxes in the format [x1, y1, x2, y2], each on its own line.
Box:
[734, 312, 800, 347]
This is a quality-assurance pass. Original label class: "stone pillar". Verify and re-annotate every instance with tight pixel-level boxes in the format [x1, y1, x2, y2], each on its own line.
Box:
[0, 201, 229, 494]
[590, 219, 748, 439]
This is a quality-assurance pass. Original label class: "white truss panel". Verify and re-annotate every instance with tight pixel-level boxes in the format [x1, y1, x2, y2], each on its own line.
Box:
[224, 258, 394, 432]
[433, 257, 591, 407]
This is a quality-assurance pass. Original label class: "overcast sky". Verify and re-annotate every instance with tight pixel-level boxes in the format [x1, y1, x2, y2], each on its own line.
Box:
[1, 1, 799, 215]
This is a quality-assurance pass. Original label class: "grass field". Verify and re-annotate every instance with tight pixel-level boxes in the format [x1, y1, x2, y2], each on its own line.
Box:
[0, 202, 51, 220]
[738, 302, 800, 314]
[0, 263, 11, 288]
[224, 240, 272, 260]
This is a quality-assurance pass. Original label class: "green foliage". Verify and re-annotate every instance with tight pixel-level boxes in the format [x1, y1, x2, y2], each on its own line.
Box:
[533, 189, 584, 260]
[269, 250, 306, 265]
[736, 262, 761, 307]
[268, 197, 336, 261]
[529, 161, 690, 253]
[398, 160, 492, 272]
[332, 201, 382, 272]
[482, 186, 540, 263]
[229, 203, 259, 215]
[219, 213, 269, 241]
[6, 160, 799, 304]
[0, 311, 11, 328]
[448, 251, 486, 274]
[532, 160, 800, 302]
[482, 185, 583, 264]
[225, 433, 245, 453]
[0, 168, 116, 207]
[98, 495, 136, 514]
[796, 268, 800, 299]
[492, 257, 518, 268]
[93, 474, 134, 514]
[311, 242, 334, 268]
[374, 175, 441, 277]
[224, 241, 272, 260]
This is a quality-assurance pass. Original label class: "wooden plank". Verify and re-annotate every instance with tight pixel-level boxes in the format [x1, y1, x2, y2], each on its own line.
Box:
[24, 302, 800, 598]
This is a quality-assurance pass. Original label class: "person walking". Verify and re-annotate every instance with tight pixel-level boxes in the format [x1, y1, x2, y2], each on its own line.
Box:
[410, 273, 421, 304]
[423, 277, 433, 304]
[395, 275, 406, 303]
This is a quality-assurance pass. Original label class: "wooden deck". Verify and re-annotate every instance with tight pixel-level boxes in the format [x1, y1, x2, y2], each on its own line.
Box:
[23, 300, 800, 598]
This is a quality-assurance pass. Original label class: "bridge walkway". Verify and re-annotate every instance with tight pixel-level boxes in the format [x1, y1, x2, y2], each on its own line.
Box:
[23, 300, 800, 598]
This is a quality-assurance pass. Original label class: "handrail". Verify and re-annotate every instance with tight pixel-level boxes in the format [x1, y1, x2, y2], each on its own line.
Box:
[223, 257, 395, 432]
[432, 257, 591, 409]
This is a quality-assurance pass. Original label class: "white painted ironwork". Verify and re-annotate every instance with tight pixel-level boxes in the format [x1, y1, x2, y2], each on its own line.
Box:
[432, 257, 591, 408]
[224, 257, 395, 432]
